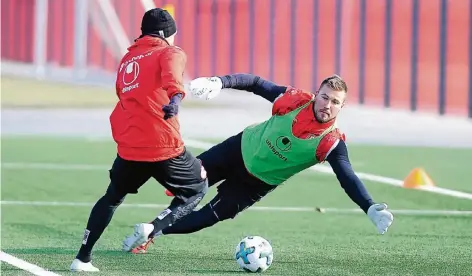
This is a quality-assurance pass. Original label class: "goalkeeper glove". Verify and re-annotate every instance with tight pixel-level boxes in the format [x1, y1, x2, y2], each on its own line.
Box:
[367, 203, 394, 234]
[188, 76, 223, 100]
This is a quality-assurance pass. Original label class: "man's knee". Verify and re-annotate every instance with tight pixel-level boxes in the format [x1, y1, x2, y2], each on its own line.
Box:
[104, 184, 126, 207]
[179, 177, 209, 198]
[198, 179, 209, 194]
[168, 184, 207, 222]
[190, 180, 208, 208]
[209, 197, 241, 221]
[176, 179, 208, 205]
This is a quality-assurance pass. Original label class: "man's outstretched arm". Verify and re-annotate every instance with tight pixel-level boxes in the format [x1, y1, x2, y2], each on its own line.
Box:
[218, 74, 287, 102]
[325, 140, 374, 213]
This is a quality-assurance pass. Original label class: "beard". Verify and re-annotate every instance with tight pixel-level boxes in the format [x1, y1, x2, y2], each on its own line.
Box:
[314, 110, 334, 123]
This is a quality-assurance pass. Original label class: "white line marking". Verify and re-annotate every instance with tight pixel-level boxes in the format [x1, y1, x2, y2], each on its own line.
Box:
[2, 162, 108, 170]
[2, 138, 471, 200]
[1, 200, 472, 216]
[315, 208, 472, 216]
[0, 200, 170, 208]
[0, 251, 62, 276]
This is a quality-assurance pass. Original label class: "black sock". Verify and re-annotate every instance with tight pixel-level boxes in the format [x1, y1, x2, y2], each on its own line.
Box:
[161, 203, 219, 235]
[150, 191, 205, 237]
[76, 189, 124, 263]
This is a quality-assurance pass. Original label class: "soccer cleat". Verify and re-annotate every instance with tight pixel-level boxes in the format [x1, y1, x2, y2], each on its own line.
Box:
[70, 259, 99, 272]
[122, 223, 154, 252]
[165, 189, 174, 196]
[130, 237, 155, 254]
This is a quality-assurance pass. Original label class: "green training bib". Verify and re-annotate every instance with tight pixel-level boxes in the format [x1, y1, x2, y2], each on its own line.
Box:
[241, 100, 335, 185]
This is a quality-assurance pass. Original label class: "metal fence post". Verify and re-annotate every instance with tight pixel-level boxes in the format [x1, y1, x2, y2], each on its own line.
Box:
[74, 0, 89, 79]
[33, 0, 49, 79]
[468, 0, 472, 118]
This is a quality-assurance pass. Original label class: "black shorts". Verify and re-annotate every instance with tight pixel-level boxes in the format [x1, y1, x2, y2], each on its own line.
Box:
[196, 132, 276, 219]
[109, 147, 207, 202]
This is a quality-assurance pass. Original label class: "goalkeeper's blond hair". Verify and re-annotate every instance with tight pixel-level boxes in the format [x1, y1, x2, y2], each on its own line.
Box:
[319, 74, 348, 93]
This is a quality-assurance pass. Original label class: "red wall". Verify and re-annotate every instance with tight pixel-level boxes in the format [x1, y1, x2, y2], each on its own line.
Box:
[1, 0, 36, 63]
[2, 0, 471, 117]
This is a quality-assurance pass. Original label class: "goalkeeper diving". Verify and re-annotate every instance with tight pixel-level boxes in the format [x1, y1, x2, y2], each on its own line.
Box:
[122, 73, 394, 253]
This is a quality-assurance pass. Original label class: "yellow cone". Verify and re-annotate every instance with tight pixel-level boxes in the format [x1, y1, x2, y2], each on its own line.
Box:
[403, 168, 435, 188]
[163, 4, 175, 19]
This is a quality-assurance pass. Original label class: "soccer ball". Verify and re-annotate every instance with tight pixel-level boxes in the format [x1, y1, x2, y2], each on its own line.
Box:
[234, 236, 274, 273]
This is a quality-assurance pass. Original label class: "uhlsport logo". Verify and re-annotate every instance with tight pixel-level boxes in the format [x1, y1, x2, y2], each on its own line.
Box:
[266, 137, 290, 161]
[275, 136, 292, 152]
[123, 61, 140, 85]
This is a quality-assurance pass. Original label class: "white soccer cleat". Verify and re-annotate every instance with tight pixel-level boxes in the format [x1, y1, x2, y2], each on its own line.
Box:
[122, 223, 154, 252]
[70, 259, 99, 272]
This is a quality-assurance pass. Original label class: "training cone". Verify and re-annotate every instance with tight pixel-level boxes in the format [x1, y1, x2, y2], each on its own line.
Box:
[403, 168, 435, 188]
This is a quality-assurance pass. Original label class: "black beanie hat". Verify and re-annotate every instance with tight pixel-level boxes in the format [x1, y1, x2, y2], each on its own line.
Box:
[140, 8, 177, 38]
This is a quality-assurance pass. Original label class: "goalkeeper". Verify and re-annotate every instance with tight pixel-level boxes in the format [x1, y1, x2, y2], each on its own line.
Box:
[123, 74, 394, 254]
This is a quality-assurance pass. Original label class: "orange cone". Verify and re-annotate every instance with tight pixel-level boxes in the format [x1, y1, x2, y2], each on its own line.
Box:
[163, 4, 175, 18]
[403, 168, 435, 188]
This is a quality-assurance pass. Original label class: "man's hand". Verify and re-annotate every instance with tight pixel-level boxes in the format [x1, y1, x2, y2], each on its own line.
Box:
[162, 93, 182, 120]
[162, 104, 178, 120]
[188, 77, 223, 100]
[367, 203, 394, 234]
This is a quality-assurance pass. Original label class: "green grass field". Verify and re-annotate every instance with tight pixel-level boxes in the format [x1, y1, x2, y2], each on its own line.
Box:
[2, 136, 472, 275]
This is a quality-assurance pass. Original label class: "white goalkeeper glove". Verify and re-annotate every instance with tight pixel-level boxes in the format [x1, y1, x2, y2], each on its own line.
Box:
[367, 203, 394, 234]
[188, 76, 223, 100]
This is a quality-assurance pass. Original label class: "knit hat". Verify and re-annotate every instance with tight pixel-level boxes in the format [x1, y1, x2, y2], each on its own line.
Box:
[140, 8, 177, 38]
